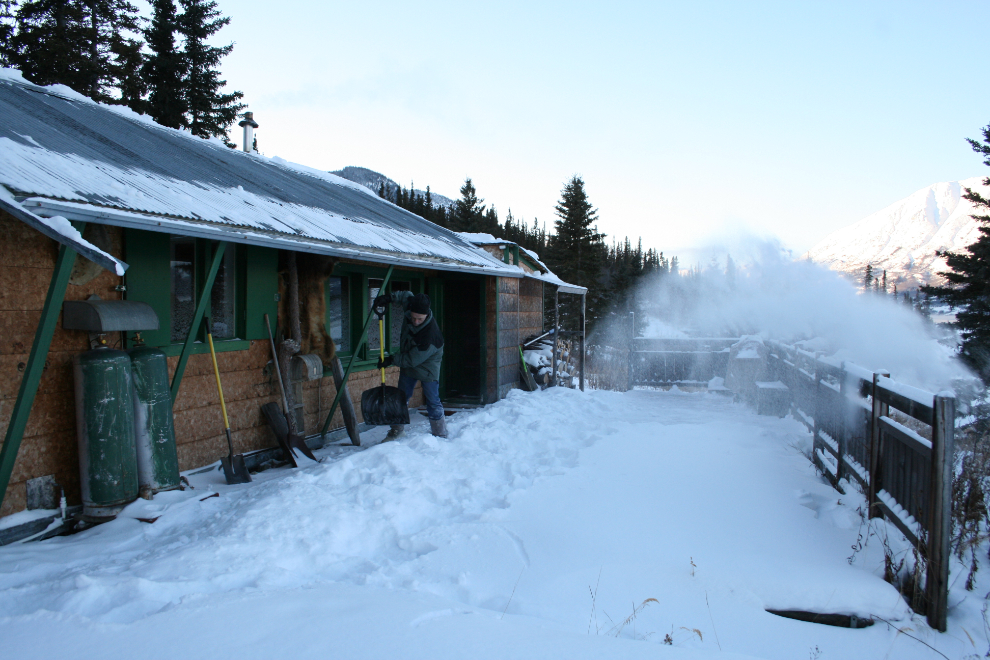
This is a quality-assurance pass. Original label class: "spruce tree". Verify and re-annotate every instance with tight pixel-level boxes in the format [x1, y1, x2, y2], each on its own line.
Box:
[923, 123, 990, 382]
[452, 178, 485, 233]
[863, 264, 873, 292]
[142, 0, 186, 128]
[178, 0, 243, 141]
[9, 0, 143, 105]
[547, 175, 605, 326]
[0, 0, 16, 66]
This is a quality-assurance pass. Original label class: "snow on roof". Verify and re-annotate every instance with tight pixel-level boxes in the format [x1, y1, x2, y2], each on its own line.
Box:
[455, 232, 587, 294]
[0, 185, 127, 275]
[0, 71, 516, 277]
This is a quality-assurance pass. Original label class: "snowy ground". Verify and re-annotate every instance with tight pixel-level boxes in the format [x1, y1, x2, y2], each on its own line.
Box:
[0, 388, 983, 659]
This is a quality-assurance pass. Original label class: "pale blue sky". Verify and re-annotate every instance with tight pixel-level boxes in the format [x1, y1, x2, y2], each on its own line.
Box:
[218, 0, 989, 259]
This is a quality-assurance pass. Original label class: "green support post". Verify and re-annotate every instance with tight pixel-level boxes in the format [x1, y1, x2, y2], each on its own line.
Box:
[0, 229, 83, 513]
[170, 242, 227, 402]
[320, 265, 394, 437]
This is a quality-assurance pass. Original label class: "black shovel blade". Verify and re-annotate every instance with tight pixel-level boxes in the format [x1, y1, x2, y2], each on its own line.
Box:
[221, 454, 252, 484]
[361, 385, 411, 426]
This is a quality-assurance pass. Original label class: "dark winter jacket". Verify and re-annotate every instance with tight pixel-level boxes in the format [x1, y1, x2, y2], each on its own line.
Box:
[390, 291, 444, 382]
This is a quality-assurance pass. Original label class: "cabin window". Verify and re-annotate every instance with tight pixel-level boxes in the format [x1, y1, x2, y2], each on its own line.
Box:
[324, 267, 424, 368]
[326, 276, 350, 354]
[169, 238, 240, 342]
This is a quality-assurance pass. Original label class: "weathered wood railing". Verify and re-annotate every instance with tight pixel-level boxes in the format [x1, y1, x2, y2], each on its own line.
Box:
[628, 337, 737, 388]
[767, 341, 955, 632]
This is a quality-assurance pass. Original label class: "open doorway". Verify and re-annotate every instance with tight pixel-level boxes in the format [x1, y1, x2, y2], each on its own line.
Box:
[439, 277, 483, 401]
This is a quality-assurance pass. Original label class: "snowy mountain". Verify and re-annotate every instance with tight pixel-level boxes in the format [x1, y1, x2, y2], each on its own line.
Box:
[804, 176, 989, 289]
[330, 166, 455, 208]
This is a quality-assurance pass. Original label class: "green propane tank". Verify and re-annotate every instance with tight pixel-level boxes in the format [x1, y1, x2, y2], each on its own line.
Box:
[73, 347, 138, 521]
[129, 344, 180, 498]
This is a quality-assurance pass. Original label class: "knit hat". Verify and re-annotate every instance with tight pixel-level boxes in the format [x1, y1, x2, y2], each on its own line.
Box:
[410, 293, 431, 315]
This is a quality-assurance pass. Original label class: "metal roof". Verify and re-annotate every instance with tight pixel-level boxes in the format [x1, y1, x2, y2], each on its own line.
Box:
[0, 74, 517, 277]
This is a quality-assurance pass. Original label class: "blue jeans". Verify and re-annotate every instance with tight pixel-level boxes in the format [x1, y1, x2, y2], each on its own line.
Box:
[398, 374, 444, 421]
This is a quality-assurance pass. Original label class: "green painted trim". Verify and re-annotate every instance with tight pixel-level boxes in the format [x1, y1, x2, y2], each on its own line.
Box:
[170, 241, 227, 402]
[243, 245, 279, 341]
[124, 229, 171, 347]
[0, 228, 82, 513]
[320, 265, 395, 437]
[158, 339, 250, 357]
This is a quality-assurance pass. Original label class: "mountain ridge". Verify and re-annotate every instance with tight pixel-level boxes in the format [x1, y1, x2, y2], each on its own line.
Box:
[804, 176, 989, 289]
[330, 166, 455, 209]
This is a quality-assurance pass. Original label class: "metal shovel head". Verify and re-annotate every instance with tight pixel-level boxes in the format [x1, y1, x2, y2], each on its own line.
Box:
[221, 454, 252, 484]
[361, 385, 410, 426]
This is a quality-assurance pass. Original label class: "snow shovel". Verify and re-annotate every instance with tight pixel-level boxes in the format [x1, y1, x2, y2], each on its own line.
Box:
[360, 303, 410, 426]
[206, 321, 251, 484]
[262, 314, 319, 464]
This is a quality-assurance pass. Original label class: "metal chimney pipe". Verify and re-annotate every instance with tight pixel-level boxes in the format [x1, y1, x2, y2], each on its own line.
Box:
[238, 112, 259, 153]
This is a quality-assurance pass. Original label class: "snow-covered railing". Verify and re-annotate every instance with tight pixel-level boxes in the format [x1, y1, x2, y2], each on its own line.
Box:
[766, 341, 954, 632]
[627, 337, 738, 388]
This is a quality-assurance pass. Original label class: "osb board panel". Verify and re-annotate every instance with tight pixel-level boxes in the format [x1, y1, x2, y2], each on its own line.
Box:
[0, 214, 56, 268]
[0, 351, 75, 400]
[497, 277, 519, 294]
[498, 292, 518, 313]
[519, 278, 543, 298]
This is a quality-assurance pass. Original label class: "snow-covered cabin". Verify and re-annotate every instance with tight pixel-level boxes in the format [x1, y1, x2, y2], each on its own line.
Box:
[0, 70, 585, 521]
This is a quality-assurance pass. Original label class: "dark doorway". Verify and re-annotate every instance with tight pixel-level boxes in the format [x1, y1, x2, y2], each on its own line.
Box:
[441, 278, 482, 401]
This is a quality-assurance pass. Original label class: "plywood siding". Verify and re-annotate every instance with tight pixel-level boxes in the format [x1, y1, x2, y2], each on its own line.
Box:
[0, 213, 423, 519]
[0, 213, 125, 516]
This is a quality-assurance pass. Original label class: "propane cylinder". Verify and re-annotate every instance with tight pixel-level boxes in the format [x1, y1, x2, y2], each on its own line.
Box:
[129, 345, 180, 498]
[73, 347, 138, 521]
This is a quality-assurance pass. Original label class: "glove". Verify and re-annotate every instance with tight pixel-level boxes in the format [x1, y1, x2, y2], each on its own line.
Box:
[377, 355, 394, 369]
[373, 294, 392, 308]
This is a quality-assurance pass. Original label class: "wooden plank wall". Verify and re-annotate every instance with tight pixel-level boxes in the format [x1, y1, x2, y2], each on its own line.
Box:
[518, 279, 543, 344]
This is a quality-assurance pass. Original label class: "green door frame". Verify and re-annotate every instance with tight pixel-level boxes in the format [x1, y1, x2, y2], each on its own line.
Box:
[0, 225, 83, 514]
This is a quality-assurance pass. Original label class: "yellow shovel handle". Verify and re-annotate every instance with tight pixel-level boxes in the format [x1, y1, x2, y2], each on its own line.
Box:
[379, 317, 386, 385]
[207, 331, 231, 429]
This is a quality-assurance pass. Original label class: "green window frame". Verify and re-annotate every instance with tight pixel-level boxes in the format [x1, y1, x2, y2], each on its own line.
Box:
[326, 264, 424, 371]
[124, 229, 278, 355]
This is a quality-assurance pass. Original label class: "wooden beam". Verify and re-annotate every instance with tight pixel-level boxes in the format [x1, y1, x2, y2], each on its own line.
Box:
[927, 393, 955, 632]
[320, 265, 395, 437]
[0, 229, 82, 513]
[170, 241, 227, 402]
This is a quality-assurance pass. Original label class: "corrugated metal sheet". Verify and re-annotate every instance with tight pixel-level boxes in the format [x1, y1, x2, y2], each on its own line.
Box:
[0, 75, 514, 275]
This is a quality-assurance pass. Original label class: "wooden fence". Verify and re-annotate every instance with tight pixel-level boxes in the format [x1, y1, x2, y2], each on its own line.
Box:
[593, 334, 957, 631]
[766, 341, 954, 632]
[627, 337, 737, 388]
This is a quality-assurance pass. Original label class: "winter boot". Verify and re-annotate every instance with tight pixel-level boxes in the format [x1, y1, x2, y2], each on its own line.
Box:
[429, 416, 448, 438]
[383, 425, 405, 442]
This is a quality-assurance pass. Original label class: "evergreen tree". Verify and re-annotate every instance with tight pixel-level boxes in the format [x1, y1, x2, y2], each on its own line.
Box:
[142, 0, 185, 127]
[0, 0, 17, 66]
[451, 178, 485, 233]
[9, 0, 143, 105]
[546, 176, 605, 326]
[178, 0, 243, 141]
[923, 122, 990, 382]
[863, 264, 873, 292]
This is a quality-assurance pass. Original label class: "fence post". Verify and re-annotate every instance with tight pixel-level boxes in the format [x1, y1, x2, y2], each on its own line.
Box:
[551, 289, 559, 387]
[867, 371, 890, 519]
[926, 393, 955, 632]
[836, 362, 848, 487]
[627, 311, 635, 391]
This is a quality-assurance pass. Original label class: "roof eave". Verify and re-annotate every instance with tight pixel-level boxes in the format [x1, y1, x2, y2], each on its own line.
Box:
[22, 198, 521, 278]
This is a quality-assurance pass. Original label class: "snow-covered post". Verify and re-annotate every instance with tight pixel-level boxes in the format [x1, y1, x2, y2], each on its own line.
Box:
[579, 293, 586, 391]
[866, 370, 890, 519]
[551, 289, 559, 387]
[926, 392, 955, 632]
[836, 362, 849, 486]
[627, 311, 635, 391]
